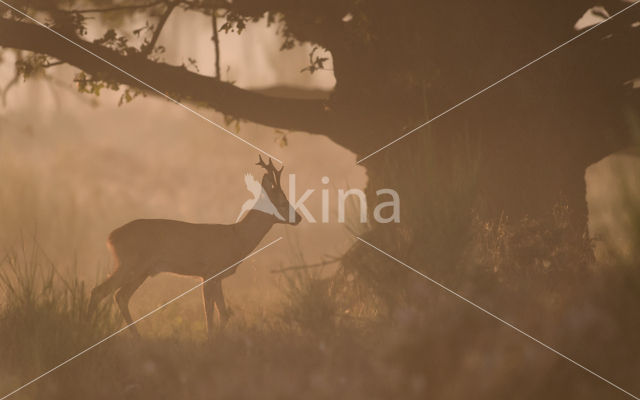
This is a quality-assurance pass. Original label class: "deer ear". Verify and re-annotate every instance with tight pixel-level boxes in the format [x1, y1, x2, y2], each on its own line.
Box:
[256, 154, 266, 168]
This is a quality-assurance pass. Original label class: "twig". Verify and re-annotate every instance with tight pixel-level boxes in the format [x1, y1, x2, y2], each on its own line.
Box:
[1, 71, 18, 107]
[43, 60, 64, 68]
[66, 1, 166, 14]
[141, 1, 177, 56]
[271, 257, 341, 274]
[211, 10, 221, 79]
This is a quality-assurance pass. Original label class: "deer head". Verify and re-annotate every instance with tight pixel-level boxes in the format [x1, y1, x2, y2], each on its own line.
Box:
[257, 155, 301, 225]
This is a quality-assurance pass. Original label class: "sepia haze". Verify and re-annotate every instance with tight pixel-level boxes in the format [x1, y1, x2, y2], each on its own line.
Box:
[0, 9, 366, 324]
[0, 6, 638, 329]
[1, 4, 640, 399]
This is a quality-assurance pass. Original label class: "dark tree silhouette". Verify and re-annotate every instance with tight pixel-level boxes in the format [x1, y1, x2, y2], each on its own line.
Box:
[1, 0, 639, 240]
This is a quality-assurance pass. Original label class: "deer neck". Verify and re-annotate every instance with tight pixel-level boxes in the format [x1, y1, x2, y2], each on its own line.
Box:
[235, 209, 277, 247]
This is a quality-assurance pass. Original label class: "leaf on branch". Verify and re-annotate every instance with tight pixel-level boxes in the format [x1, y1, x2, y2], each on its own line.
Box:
[280, 37, 296, 51]
[133, 21, 152, 37]
[49, 11, 88, 36]
[16, 54, 50, 80]
[93, 29, 137, 55]
[224, 113, 241, 131]
[301, 46, 330, 74]
[188, 57, 199, 72]
[74, 72, 119, 97]
[274, 129, 289, 148]
[220, 11, 250, 34]
[118, 88, 143, 106]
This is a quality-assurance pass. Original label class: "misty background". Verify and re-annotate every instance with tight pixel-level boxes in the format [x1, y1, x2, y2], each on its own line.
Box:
[0, 5, 638, 331]
[0, 9, 368, 328]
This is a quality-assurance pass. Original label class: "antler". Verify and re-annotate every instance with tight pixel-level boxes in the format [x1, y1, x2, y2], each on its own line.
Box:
[256, 154, 272, 170]
[257, 155, 283, 185]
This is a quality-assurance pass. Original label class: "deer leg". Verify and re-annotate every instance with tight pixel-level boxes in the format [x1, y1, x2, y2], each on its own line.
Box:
[212, 280, 230, 326]
[115, 274, 146, 337]
[89, 268, 125, 312]
[202, 279, 217, 336]
[89, 268, 122, 311]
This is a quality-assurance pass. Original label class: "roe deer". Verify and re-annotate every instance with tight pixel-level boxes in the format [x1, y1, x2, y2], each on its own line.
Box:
[89, 156, 301, 336]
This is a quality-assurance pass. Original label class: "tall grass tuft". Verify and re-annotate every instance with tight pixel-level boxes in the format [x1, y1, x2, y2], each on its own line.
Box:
[0, 240, 119, 378]
[279, 268, 338, 335]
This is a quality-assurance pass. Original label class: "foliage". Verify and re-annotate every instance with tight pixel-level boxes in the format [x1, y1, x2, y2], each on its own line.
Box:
[1, 212, 640, 399]
[279, 268, 337, 335]
[0, 240, 119, 378]
[2, 1, 640, 398]
[300, 46, 330, 74]
[15, 53, 60, 80]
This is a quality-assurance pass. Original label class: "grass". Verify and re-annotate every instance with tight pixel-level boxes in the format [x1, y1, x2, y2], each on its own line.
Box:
[0, 242, 119, 382]
[1, 208, 640, 399]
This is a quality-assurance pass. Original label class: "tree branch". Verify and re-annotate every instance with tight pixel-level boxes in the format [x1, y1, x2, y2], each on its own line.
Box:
[211, 11, 221, 79]
[141, 1, 177, 56]
[1, 65, 19, 106]
[0, 17, 336, 137]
